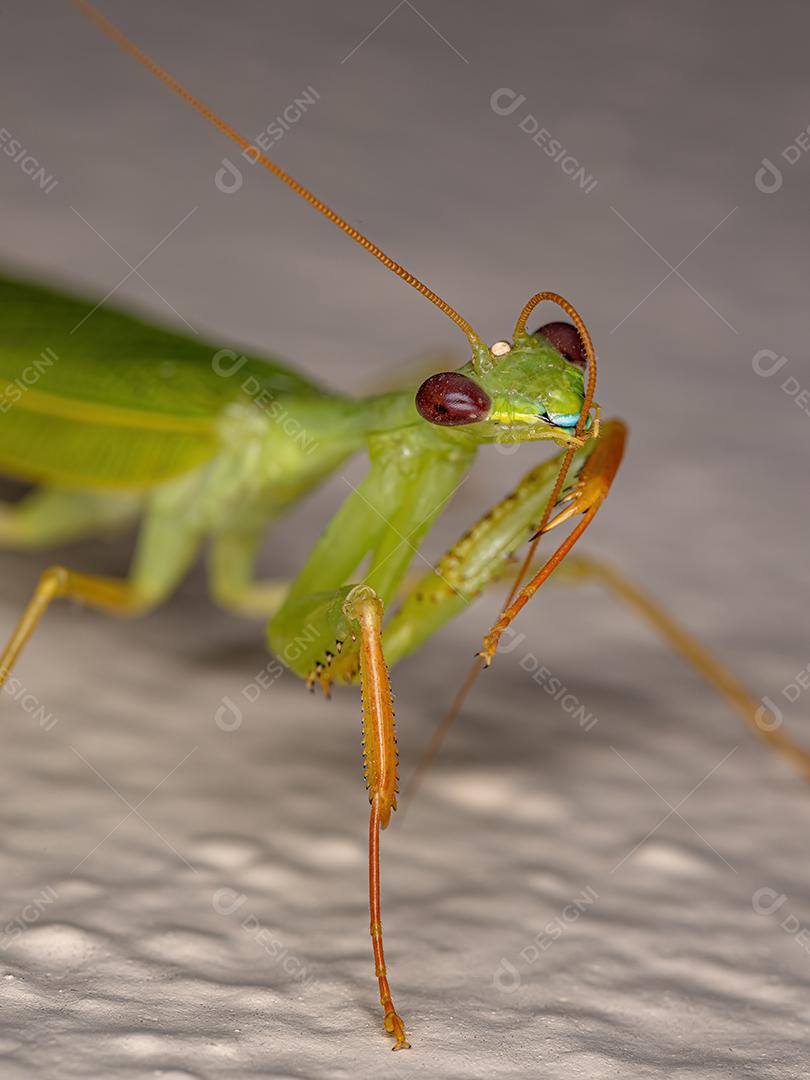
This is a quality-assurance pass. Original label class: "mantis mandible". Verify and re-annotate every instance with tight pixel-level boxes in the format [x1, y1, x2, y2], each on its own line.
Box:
[1, 0, 809, 1052]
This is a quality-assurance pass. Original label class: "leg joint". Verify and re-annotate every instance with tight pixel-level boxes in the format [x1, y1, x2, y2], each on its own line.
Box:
[40, 565, 71, 599]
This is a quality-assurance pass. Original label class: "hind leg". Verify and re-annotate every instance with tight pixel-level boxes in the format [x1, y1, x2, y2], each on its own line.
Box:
[553, 554, 810, 780]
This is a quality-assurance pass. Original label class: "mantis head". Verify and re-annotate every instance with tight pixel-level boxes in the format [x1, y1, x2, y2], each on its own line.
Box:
[415, 318, 596, 449]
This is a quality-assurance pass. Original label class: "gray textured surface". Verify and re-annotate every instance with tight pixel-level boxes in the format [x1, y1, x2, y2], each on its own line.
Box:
[0, 1, 809, 1076]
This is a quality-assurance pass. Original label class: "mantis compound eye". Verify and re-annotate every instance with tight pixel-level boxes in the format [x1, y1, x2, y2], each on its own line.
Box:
[415, 371, 491, 426]
[534, 321, 587, 370]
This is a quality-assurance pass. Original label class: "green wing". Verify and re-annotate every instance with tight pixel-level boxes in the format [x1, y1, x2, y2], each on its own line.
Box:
[0, 272, 325, 490]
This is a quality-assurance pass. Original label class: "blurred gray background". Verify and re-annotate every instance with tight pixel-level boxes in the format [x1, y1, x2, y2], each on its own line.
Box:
[0, 3, 809, 1077]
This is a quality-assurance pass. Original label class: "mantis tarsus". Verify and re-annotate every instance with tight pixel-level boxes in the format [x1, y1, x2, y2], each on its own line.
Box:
[1, 0, 809, 1052]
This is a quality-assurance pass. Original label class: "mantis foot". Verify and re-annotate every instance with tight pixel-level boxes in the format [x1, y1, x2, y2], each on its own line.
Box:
[383, 1007, 411, 1050]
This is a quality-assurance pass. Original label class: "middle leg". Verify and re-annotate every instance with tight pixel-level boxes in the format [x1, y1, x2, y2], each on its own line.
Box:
[208, 527, 289, 618]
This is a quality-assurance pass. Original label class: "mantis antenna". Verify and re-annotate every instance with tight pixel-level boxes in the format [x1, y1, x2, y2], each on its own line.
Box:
[72, 0, 488, 359]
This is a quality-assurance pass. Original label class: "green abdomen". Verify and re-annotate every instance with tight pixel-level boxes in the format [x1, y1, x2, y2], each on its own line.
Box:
[0, 272, 325, 490]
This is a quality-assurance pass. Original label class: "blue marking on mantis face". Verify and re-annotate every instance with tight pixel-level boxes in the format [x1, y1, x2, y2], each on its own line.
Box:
[546, 411, 581, 428]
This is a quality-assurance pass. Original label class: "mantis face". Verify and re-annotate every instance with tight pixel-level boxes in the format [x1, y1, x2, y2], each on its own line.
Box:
[415, 321, 593, 448]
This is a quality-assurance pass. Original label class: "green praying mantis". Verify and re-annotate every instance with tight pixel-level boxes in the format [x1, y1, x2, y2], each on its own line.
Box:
[1, 0, 809, 1053]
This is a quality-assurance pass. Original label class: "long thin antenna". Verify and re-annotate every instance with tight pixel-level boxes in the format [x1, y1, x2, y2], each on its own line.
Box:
[72, 0, 485, 352]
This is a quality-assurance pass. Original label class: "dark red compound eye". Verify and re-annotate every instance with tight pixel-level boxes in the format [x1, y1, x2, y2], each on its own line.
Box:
[535, 321, 587, 370]
[415, 371, 491, 426]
